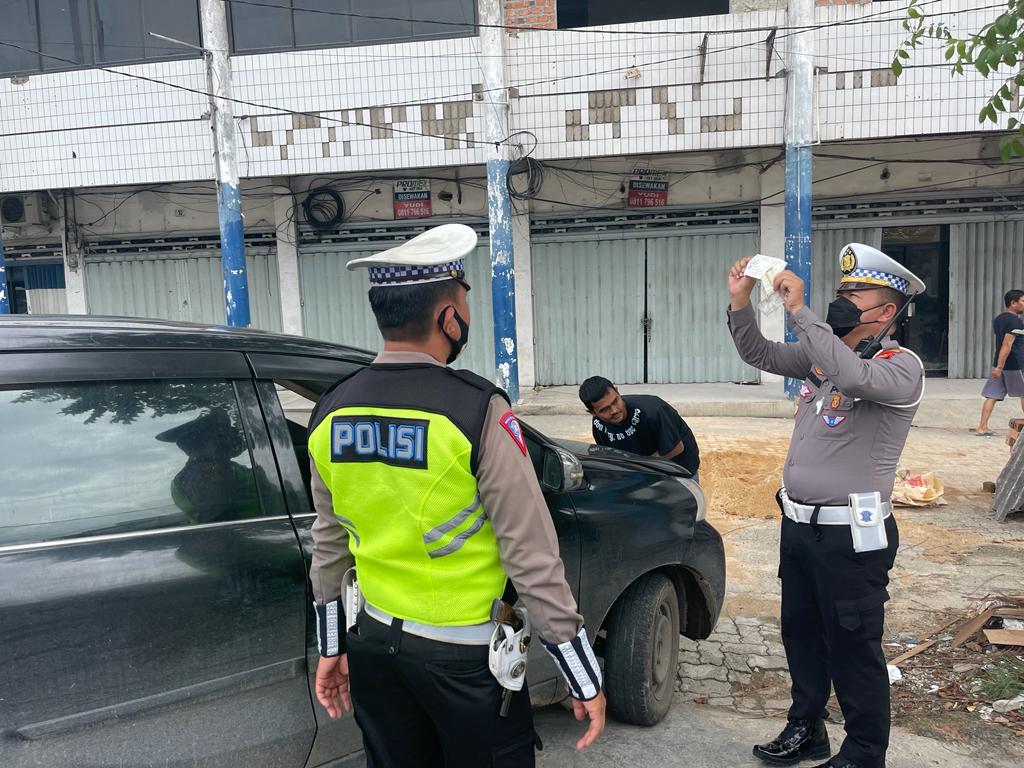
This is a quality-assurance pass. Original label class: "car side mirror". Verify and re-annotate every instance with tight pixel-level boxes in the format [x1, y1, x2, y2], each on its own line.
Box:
[540, 445, 585, 494]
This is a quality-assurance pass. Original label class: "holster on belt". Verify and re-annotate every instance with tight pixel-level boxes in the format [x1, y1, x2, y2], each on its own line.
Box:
[488, 599, 531, 693]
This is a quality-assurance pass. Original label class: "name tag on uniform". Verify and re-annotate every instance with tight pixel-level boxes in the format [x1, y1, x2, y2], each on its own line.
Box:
[331, 415, 429, 469]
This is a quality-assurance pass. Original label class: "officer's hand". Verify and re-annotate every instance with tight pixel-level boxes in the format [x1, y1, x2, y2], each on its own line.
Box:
[728, 257, 757, 303]
[772, 270, 806, 314]
[315, 653, 352, 719]
[571, 690, 606, 750]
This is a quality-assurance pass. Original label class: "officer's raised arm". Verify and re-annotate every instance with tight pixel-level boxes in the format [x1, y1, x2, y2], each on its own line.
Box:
[475, 397, 606, 750]
[726, 256, 812, 379]
[788, 306, 923, 404]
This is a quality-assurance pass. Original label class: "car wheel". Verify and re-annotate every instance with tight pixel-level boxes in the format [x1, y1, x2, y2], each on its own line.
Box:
[603, 572, 680, 726]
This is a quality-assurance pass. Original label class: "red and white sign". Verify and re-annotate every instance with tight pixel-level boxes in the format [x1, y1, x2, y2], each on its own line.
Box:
[626, 169, 668, 208]
[393, 179, 432, 219]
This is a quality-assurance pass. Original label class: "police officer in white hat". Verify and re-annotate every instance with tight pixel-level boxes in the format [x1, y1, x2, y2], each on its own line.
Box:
[305, 224, 606, 767]
[726, 244, 926, 768]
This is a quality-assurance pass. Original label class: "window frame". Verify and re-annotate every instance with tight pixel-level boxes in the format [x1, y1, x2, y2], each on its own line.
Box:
[0, 0, 203, 78]
[226, 0, 477, 56]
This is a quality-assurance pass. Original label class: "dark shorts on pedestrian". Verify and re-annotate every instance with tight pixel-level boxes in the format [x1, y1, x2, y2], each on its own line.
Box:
[982, 369, 1024, 400]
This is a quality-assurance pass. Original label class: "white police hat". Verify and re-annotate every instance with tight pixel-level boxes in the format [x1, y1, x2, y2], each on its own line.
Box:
[347, 223, 477, 289]
[837, 243, 926, 297]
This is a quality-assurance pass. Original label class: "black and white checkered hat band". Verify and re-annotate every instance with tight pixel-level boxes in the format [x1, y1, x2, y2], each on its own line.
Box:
[368, 260, 465, 286]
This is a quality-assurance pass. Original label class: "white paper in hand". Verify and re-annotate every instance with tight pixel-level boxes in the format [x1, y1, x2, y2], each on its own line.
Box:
[744, 254, 788, 281]
[744, 255, 788, 313]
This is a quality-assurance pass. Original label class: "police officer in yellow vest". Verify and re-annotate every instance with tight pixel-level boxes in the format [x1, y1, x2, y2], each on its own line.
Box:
[307, 224, 606, 767]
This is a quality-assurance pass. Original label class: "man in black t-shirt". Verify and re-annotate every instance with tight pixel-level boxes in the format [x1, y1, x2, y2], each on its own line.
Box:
[974, 289, 1024, 436]
[579, 376, 701, 480]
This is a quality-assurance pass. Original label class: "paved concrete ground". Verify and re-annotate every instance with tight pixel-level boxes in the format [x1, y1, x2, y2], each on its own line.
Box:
[533, 697, 1022, 768]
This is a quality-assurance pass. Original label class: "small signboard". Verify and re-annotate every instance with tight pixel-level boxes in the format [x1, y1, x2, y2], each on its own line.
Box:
[393, 179, 432, 219]
[626, 169, 669, 208]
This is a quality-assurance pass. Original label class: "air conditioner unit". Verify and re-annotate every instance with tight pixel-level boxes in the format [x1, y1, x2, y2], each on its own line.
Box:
[1, 193, 46, 226]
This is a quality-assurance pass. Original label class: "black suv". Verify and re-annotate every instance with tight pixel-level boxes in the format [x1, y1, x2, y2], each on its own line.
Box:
[0, 316, 725, 767]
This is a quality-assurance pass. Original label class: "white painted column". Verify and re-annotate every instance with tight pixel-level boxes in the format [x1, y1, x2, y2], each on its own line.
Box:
[512, 208, 535, 389]
[61, 197, 87, 314]
[273, 185, 304, 336]
[758, 163, 786, 393]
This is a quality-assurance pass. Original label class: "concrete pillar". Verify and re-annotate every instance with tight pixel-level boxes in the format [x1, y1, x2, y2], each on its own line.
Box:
[273, 185, 304, 336]
[61, 197, 87, 314]
[512, 208, 535, 390]
[759, 163, 786, 393]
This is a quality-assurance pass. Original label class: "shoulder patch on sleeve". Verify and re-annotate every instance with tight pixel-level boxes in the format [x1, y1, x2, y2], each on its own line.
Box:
[873, 348, 903, 360]
[499, 410, 527, 456]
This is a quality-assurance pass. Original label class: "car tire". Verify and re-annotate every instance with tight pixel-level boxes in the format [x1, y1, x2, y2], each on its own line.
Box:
[603, 572, 680, 726]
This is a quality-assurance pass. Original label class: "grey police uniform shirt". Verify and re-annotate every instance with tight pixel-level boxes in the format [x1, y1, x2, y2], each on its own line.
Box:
[727, 303, 923, 506]
[308, 350, 584, 647]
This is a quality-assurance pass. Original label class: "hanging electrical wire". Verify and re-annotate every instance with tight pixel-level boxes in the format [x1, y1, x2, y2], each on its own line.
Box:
[506, 157, 545, 200]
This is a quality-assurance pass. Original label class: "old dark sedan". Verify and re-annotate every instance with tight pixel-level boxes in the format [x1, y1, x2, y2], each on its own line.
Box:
[0, 316, 725, 767]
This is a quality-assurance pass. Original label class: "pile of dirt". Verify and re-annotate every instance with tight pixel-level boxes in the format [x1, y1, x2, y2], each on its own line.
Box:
[701, 448, 786, 520]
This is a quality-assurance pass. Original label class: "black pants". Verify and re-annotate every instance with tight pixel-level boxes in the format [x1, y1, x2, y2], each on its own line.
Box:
[779, 514, 899, 768]
[347, 613, 537, 768]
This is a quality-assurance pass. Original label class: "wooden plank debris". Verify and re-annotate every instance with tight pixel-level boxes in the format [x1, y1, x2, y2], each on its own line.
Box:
[983, 629, 1024, 647]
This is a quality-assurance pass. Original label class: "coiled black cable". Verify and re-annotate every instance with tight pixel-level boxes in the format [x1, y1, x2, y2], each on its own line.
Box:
[506, 157, 544, 200]
[302, 187, 345, 230]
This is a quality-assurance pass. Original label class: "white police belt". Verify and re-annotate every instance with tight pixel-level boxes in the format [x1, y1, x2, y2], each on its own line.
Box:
[780, 488, 892, 525]
[364, 602, 494, 646]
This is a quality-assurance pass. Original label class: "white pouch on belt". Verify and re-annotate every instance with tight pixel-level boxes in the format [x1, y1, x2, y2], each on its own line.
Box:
[848, 492, 887, 553]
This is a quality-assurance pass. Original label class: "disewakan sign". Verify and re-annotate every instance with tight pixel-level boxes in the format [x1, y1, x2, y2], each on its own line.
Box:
[393, 179, 432, 218]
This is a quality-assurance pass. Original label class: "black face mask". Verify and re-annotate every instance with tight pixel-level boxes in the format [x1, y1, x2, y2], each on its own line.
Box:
[825, 296, 888, 339]
[438, 306, 469, 365]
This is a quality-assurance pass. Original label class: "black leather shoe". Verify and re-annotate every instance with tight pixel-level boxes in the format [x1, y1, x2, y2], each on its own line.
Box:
[752, 718, 831, 765]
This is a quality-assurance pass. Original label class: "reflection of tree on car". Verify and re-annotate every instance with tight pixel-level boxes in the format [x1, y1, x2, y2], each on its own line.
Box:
[156, 408, 260, 525]
[13, 379, 238, 425]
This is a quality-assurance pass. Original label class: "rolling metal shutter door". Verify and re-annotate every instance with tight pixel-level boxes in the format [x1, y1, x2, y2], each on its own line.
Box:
[84, 235, 282, 331]
[646, 232, 759, 383]
[531, 238, 646, 386]
[949, 220, 1024, 378]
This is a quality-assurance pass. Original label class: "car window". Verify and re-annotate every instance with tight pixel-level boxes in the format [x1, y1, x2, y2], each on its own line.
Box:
[271, 379, 338, 504]
[0, 380, 262, 547]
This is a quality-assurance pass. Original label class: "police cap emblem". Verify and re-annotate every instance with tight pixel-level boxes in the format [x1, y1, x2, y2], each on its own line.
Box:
[840, 247, 857, 274]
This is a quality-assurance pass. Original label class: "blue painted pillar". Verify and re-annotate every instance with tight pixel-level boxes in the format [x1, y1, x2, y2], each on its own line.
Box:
[0, 230, 10, 314]
[217, 180, 249, 327]
[479, 0, 519, 401]
[487, 157, 519, 401]
[783, 0, 815, 398]
[201, 0, 250, 327]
